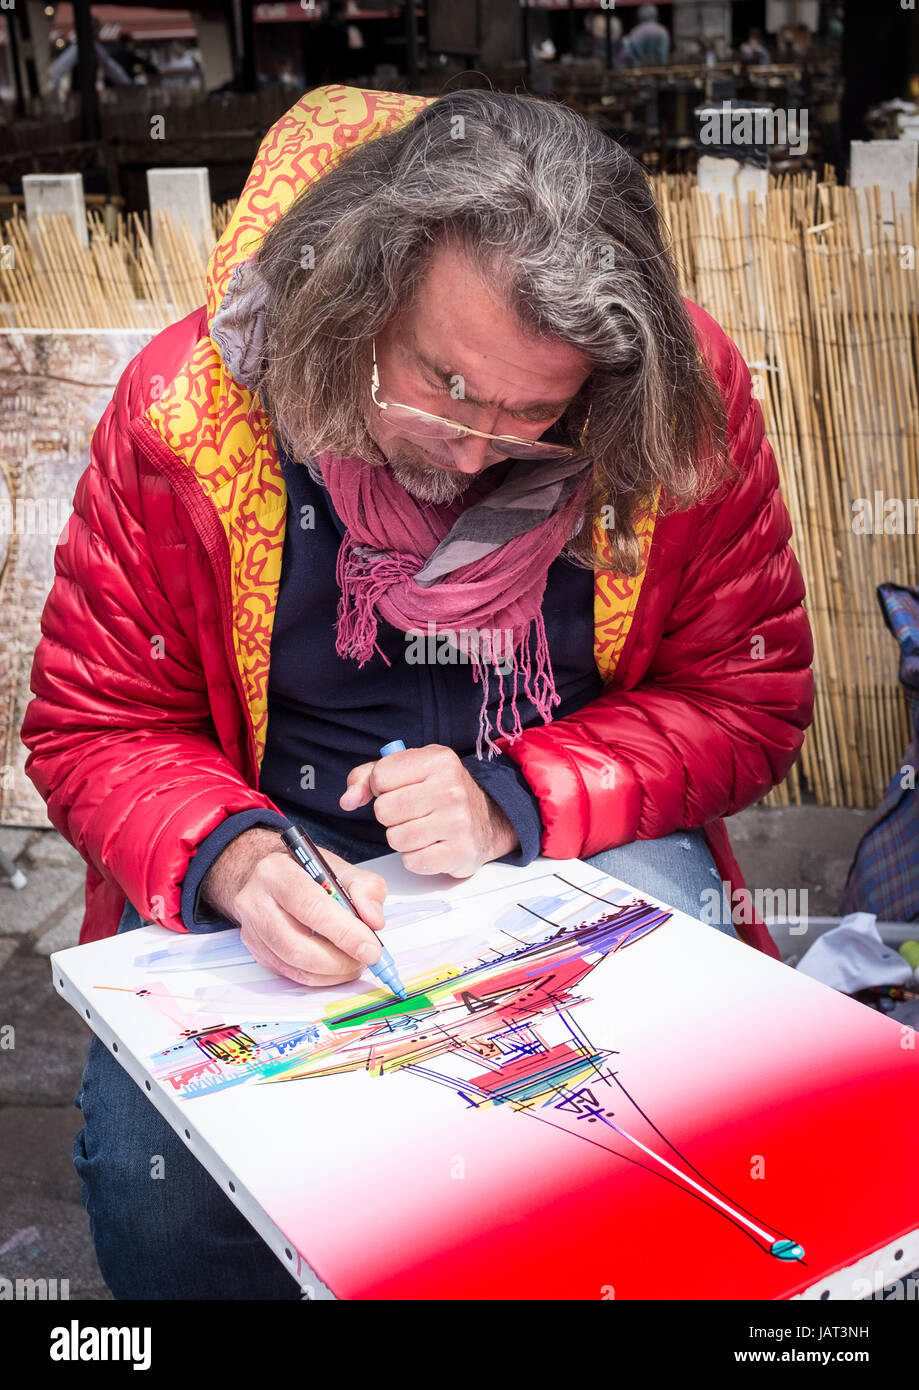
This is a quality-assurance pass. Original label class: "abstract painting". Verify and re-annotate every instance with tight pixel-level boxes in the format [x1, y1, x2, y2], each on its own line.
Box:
[53, 857, 919, 1299]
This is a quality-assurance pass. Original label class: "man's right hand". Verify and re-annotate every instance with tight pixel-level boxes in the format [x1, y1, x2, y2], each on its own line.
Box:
[200, 827, 388, 988]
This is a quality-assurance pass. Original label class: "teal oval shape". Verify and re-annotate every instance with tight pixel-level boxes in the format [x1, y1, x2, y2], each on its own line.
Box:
[770, 1239, 805, 1261]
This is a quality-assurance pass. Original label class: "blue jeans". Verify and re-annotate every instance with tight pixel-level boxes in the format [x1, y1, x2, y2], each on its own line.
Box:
[73, 823, 734, 1299]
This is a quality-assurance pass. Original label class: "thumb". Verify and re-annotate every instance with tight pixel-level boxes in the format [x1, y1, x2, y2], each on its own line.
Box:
[340, 761, 376, 811]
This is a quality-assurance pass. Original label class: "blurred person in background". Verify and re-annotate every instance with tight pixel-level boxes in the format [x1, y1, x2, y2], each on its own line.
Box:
[158, 39, 205, 91]
[48, 15, 131, 97]
[109, 32, 158, 83]
[276, 60, 305, 92]
[739, 28, 771, 66]
[583, 13, 626, 68]
[624, 4, 670, 67]
[777, 24, 813, 62]
[792, 24, 813, 59]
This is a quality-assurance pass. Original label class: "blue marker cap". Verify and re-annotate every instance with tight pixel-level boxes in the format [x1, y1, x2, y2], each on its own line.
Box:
[379, 739, 407, 757]
[369, 943, 407, 1001]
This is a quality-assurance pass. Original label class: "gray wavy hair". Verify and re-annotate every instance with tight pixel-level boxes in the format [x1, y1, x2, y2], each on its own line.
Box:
[252, 88, 730, 575]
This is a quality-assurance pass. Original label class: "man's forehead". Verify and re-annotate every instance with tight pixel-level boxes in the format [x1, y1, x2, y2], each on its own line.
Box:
[400, 248, 591, 408]
[409, 332, 577, 415]
[414, 243, 589, 354]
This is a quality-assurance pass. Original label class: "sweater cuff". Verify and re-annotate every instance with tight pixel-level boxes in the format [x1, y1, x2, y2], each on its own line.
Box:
[181, 809, 289, 932]
[462, 751, 544, 867]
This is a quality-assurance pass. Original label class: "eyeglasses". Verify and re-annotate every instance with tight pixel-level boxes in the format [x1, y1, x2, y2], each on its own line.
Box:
[370, 339, 590, 460]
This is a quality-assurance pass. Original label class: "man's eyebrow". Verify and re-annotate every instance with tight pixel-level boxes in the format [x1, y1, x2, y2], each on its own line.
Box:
[413, 346, 571, 416]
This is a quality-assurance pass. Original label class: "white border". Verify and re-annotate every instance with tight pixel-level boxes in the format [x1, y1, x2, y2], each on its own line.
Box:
[794, 1228, 919, 1301]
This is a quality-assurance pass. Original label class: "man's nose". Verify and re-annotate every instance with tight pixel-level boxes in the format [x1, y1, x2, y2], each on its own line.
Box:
[449, 432, 503, 473]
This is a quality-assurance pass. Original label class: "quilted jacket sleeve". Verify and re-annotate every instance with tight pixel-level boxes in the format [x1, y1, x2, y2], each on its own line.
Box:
[20, 333, 283, 934]
[499, 327, 815, 859]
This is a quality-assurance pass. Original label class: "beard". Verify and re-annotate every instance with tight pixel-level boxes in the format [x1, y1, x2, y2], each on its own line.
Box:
[385, 451, 479, 506]
[363, 421, 502, 504]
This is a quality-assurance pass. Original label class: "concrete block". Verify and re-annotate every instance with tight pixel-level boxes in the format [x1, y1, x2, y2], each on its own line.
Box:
[851, 139, 919, 238]
[146, 166, 213, 269]
[696, 158, 767, 320]
[697, 154, 734, 200]
[697, 155, 768, 206]
[22, 173, 88, 249]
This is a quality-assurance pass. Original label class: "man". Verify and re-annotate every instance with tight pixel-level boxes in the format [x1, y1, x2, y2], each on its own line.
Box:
[22, 85, 813, 1298]
[48, 16, 132, 96]
[739, 28, 772, 66]
[624, 4, 670, 66]
[584, 12, 626, 68]
[108, 32, 159, 83]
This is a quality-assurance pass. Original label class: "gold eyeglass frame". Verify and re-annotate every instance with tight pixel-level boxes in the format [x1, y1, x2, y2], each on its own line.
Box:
[370, 338, 591, 455]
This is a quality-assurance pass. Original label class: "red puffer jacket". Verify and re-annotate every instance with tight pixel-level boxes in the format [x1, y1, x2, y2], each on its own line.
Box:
[20, 86, 813, 957]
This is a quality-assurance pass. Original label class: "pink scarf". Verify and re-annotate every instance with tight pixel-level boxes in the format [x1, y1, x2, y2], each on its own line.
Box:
[316, 450, 590, 755]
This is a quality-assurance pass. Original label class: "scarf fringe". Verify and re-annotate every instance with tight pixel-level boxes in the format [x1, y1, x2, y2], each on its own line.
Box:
[471, 611, 560, 759]
[335, 536, 416, 666]
[337, 533, 561, 757]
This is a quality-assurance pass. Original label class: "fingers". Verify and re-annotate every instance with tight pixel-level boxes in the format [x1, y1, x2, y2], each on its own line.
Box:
[377, 781, 471, 857]
[340, 746, 451, 812]
[401, 842, 476, 878]
[250, 855, 383, 966]
[383, 811, 442, 855]
[289, 885, 382, 964]
[373, 783, 441, 829]
[241, 911, 364, 989]
[339, 745, 487, 876]
[253, 886, 374, 975]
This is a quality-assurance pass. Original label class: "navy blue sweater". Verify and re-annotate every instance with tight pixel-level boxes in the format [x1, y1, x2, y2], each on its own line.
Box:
[181, 447, 602, 929]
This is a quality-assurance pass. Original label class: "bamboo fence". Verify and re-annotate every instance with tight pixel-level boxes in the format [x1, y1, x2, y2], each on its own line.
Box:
[653, 168, 918, 808]
[1, 173, 916, 809]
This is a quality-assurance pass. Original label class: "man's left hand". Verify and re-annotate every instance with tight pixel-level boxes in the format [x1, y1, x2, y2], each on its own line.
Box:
[340, 744, 519, 877]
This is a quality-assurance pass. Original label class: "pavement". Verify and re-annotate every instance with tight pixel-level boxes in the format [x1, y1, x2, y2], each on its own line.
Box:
[0, 825, 110, 1299]
[1, 804, 913, 1302]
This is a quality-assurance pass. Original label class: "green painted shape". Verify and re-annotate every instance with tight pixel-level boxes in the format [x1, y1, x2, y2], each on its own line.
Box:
[326, 994, 434, 1030]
